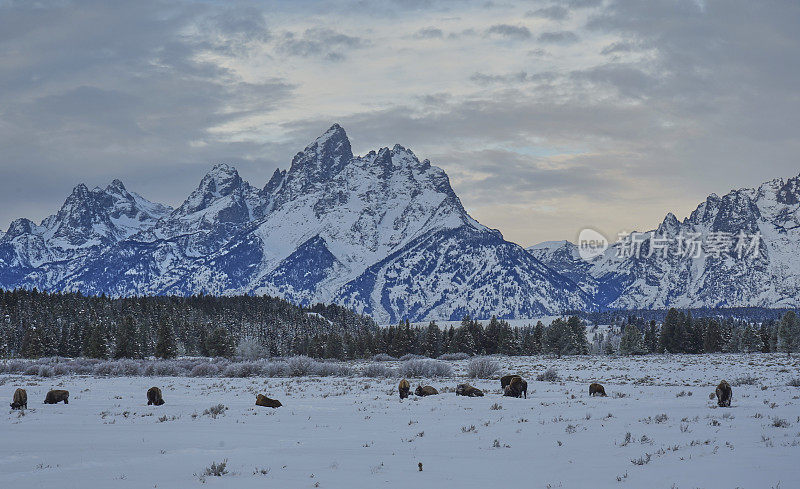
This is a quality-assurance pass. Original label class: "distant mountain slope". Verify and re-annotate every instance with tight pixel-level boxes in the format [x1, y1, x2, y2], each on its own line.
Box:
[528, 174, 800, 309]
[0, 125, 593, 322]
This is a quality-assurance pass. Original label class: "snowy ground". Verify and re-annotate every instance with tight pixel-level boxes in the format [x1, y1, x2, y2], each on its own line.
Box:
[2, 354, 799, 489]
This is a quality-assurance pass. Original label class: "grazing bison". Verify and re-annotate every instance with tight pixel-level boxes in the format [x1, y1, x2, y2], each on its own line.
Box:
[716, 380, 732, 407]
[589, 383, 607, 397]
[147, 387, 165, 406]
[399, 379, 410, 399]
[503, 376, 528, 399]
[44, 389, 69, 404]
[500, 374, 521, 390]
[10, 388, 27, 410]
[415, 385, 439, 396]
[456, 383, 484, 397]
[255, 394, 282, 408]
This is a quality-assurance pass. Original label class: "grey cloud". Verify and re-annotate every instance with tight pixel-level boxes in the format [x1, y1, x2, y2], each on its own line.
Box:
[485, 24, 532, 39]
[526, 6, 570, 20]
[600, 41, 640, 55]
[470, 71, 557, 86]
[415, 27, 444, 39]
[277, 28, 367, 60]
[538, 31, 579, 44]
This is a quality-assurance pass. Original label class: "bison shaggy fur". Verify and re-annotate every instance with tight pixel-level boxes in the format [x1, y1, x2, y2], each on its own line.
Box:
[147, 387, 165, 406]
[10, 388, 27, 410]
[503, 376, 528, 398]
[255, 394, 282, 408]
[456, 383, 484, 397]
[589, 383, 607, 397]
[44, 389, 69, 404]
[415, 385, 439, 396]
[399, 379, 410, 399]
[716, 380, 732, 407]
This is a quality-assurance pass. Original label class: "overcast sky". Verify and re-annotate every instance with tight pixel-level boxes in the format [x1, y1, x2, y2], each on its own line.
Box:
[1, 0, 798, 246]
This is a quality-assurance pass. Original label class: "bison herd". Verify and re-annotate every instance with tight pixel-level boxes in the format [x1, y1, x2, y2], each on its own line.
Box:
[395, 376, 736, 408]
[7, 377, 736, 412]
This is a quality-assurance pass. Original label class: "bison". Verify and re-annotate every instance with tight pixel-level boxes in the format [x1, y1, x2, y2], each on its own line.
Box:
[716, 380, 732, 407]
[399, 379, 410, 399]
[589, 383, 607, 397]
[503, 376, 528, 399]
[456, 383, 484, 397]
[255, 394, 282, 408]
[500, 374, 520, 390]
[10, 388, 27, 410]
[44, 389, 69, 404]
[147, 387, 165, 406]
[415, 385, 439, 396]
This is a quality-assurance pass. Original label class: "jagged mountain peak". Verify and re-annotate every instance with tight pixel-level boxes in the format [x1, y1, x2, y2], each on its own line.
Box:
[174, 164, 249, 218]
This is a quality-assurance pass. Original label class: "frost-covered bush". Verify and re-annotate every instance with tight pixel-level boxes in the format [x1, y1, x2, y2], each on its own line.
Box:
[537, 367, 560, 382]
[222, 362, 264, 378]
[263, 361, 289, 377]
[145, 361, 185, 377]
[399, 353, 427, 361]
[24, 364, 40, 375]
[287, 356, 316, 376]
[93, 359, 142, 377]
[4, 360, 27, 374]
[313, 361, 352, 377]
[437, 352, 469, 361]
[732, 375, 759, 386]
[371, 353, 397, 362]
[466, 357, 500, 379]
[399, 359, 452, 378]
[37, 365, 55, 377]
[235, 339, 267, 361]
[363, 363, 395, 378]
[190, 362, 219, 377]
[787, 378, 800, 387]
[53, 363, 72, 376]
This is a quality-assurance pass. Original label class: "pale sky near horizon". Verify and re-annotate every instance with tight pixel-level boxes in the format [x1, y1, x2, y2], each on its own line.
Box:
[1, 0, 798, 246]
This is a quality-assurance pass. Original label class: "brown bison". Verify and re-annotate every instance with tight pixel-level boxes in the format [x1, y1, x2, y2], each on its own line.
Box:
[399, 379, 410, 399]
[10, 388, 27, 410]
[500, 374, 520, 389]
[255, 394, 282, 408]
[147, 387, 165, 406]
[503, 376, 528, 399]
[716, 380, 732, 407]
[44, 389, 69, 404]
[589, 383, 607, 397]
[415, 385, 439, 396]
[456, 383, 484, 397]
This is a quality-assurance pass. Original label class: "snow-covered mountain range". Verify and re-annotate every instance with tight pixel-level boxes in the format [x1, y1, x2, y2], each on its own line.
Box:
[3, 124, 797, 320]
[0, 125, 590, 323]
[528, 174, 800, 310]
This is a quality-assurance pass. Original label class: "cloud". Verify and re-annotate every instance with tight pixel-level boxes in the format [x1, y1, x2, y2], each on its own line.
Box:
[526, 6, 570, 20]
[538, 31, 579, 44]
[276, 28, 367, 60]
[1, 0, 799, 246]
[485, 24, 532, 39]
[415, 27, 444, 39]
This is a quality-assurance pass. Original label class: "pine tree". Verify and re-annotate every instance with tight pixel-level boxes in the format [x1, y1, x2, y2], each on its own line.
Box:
[566, 316, 589, 355]
[205, 326, 235, 358]
[21, 324, 46, 358]
[619, 324, 644, 355]
[155, 320, 178, 359]
[450, 327, 476, 354]
[324, 333, 344, 359]
[423, 321, 441, 357]
[643, 321, 658, 353]
[82, 323, 108, 359]
[739, 323, 762, 353]
[114, 316, 142, 359]
[778, 311, 799, 357]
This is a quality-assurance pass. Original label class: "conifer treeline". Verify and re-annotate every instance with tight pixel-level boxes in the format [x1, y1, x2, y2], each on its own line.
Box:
[606, 308, 800, 355]
[1, 290, 798, 360]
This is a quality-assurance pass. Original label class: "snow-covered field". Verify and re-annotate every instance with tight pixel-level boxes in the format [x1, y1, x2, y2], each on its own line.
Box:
[2, 354, 800, 488]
